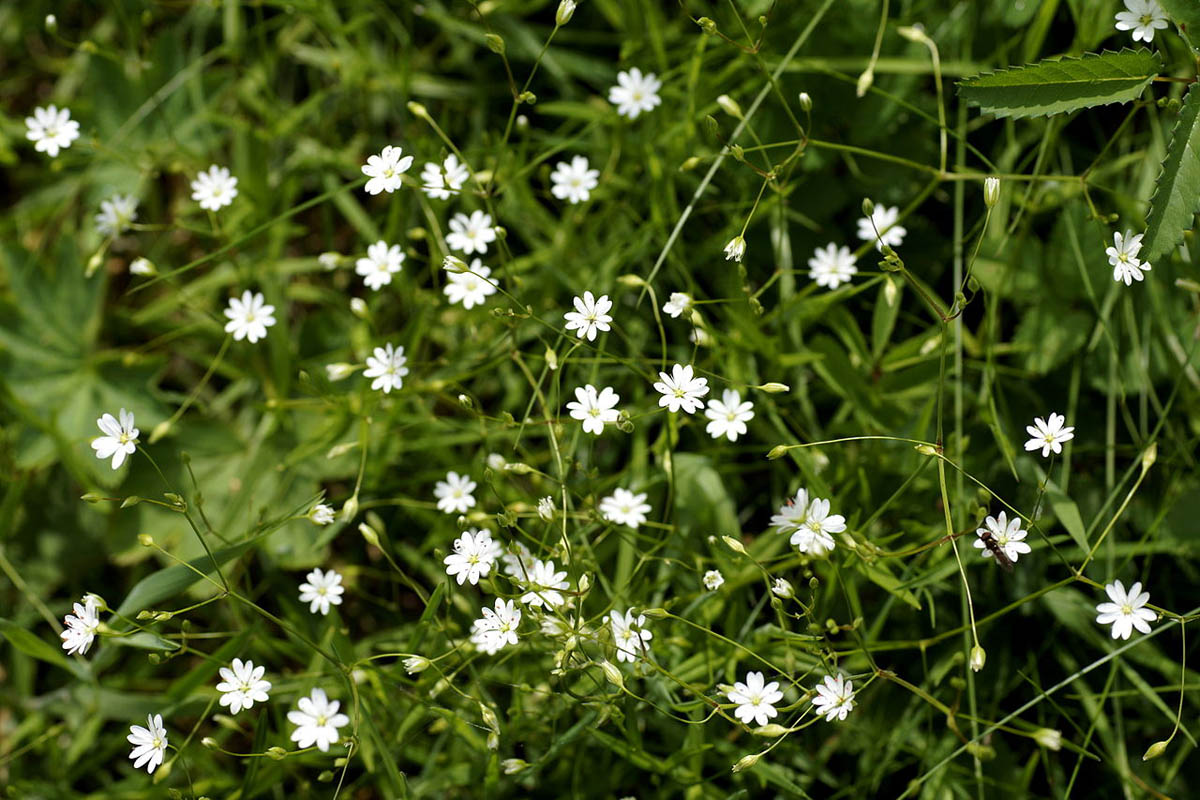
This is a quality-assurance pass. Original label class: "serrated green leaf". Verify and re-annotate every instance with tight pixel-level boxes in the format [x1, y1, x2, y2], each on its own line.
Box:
[958, 49, 1161, 119]
[1143, 83, 1200, 262]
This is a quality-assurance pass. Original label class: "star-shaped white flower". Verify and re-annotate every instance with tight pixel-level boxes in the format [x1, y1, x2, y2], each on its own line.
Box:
[857, 203, 906, 250]
[435, 471, 476, 514]
[223, 290, 277, 343]
[91, 408, 139, 470]
[563, 291, 613, 341]
[420, 154, 470, 199]
[728, 671, 784, 727]
[1115, 0, 1168, 42]
[704, 389, 754, 442]
[566, 384, 621, 435]
[1106, 230, 1151, 286]
[599, 488, 651, 529]
[443, 528, 500, 586]
[191, 165, 238, 211]
[362, 145, 413, 195]
[791, 497, 843, 556]
[443, 258, 498, 309]
[95, 194, 139, 237]
[216, 658, 272, 714]
[363, 343, 409, 393]
[654, 363, 709, 414]
[25, 105, 80, 157]
[1024, 412, 1074, 457]
[550, 155, 599, 204]
[973, 511, 1031, 565]
[446, 211, 496, 255]
[703, 569, 725, 591]
[610, 609, 652, 663]
[298, 567, 344, 615]
[127, 713, 168, 773]
[1095, 579, 1156, 640]
[608, 68, 663, 119]
[663, 292, 692, 318]
[288, 688, 350, 751]
[769, 489, 810, 536]
[60, 594, 101, 656]
[811, 673, 856, 722]
[356, 240, 405, 290]
[471, 598, 522, 655]
[807, 243, 858, 289]
[519, 559, 570, 608]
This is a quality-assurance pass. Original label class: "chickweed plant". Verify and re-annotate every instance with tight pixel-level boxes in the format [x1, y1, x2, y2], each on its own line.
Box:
[4, 1, 1200, 797]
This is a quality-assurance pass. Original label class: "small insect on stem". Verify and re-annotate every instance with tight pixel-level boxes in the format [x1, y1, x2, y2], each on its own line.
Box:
[976, 528, 1014, 572]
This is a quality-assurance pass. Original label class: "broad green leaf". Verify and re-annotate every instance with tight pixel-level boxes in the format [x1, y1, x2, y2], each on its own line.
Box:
[1143, 83, 1200, 262]
[957, 49, 1160, 119]
[115, 541, 252, 618]
[1046, 488, 1089, 551]
[1159, 0, 1200, 32]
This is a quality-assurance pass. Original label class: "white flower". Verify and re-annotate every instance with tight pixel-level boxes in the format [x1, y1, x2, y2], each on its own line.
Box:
[1106, 230, 1151, 286]
[727, 671, 784, 727]
[566, 384, 621, 435]
[444, 258, 497, 308]
[1115, 0, 1168, 42]
[973, 511, 1031, 564]
[609, 609, 652, 663]
[446, 211, 496, 255]
[25, 105, 80, 157]
[309, 503, 336, 525]
[724, 235, 746, 262]
[771, 578, 794, 599]
[519, 559, 569, 607]
[608, 68, 663, 119]
[91, 408, 139, 470]
[127, 714, 168, 774]
[318, 252, 341, 270]
[550, 155, 599, 204]
[1024, 412, 1074, 457]
[1095, 579, 1156, 640]
[223, 290, 277, 343]
[420, 154, 469, 199]
[563, 291, 613, 341]
[471, 598, 522, 655]
[403, 655, 430, 674]
[790, 497, 844, 556]
[984, 176, 1000, 208]
[95, 194, 139, 236]
[355, 240, 405, 290]
[288, 688, 350, 751]
[191, 165, 238, 211]
[443, 528, 499, 586]
[363, 343, 409, 393]
[663, 292, 692, 318]
[298, 568, 345, 616]
[857, 203, 907, 250]
[362, 145, 413, 195]
[556, 0, 577, 25]
[769, 489, 810, 536]
[599, 488, 651, 529]
[434, 471, 476, 514]
[703, 570, 725, 591]
[654, 363, 709, 414]
[537, 496, 555, 522]
[807, 243, 858, 289]
[60, 594, 101, 655]
[811, 673, 856, 722]
[216, 658, 272, 715]
[704, 389, 754, 442]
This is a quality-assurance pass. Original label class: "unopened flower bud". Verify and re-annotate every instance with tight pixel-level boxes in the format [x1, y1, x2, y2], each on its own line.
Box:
[502, 758, 529, 774]
[555, 0, 576, 26]
[406, 101, 429, 119]
[757, 382, 790, 393]
[443, 255, 468, 273]
[1142, 442, 1157, 472]
[341, 494, 359, 522]
[485, 33, 505, 55]
[716, 94, 743, 120]
[1034, 728, 1062, 751]
[771, 578, 794, 598]
[983, 177, 1000, 209]
[537, 496, 554, 521]
[45, 14, 58, 32]
[969, 645, 986, 673]
[129, 257, 156, 275]
[679, 156, 702, 171]
[723, 235, 746, 263]
[856, 67, 874, 97]
[599, 659, 624, 688]
[404, 655, 431, 674]
[697, 16, 717, 35]
[721, 535, 747, 555]
[358, 522, 380, 548]
[798, 92, 812, 112]
[325, 363, 355, 381]
[766, 445, 790, 460]
[754, 724, 790, 737]
[201, 737, 218, 749]
[138, 533, 154, 546]
[915, 444, 938, 456]
[1143, 740, 1169, 761]
[732, 753, 761, 773]
[349, 297, 368, 318]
